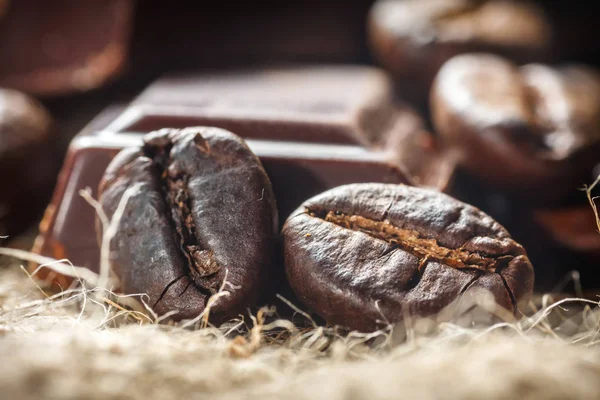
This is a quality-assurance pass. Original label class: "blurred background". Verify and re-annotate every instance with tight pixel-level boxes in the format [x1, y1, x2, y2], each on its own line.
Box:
[2, 0, 600, 144]
[2, 0, 599, 147]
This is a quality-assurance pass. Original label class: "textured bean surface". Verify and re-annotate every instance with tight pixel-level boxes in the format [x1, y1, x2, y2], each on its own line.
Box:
[0, 88, 56, 237]
[98, 127, 278, 321]
[283, 183, 534, 332]
[431, 54, 600, 199]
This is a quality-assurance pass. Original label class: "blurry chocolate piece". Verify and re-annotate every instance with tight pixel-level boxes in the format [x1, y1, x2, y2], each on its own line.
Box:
[368, 0, 551, 106]
[107, 66, 455, 189]
[0, 88, 57, 238]
[0, 0, 133, 96]
[431, 54, 600, 204]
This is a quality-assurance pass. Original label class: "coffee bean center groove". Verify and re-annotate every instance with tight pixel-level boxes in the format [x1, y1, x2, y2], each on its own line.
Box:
[143, 140, 221, 295]
[308, 208, 513, 273]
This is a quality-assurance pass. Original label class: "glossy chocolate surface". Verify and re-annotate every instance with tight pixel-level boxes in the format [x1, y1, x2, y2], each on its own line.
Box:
[108, 67, 455, 188]
[110, 67, 415, 144]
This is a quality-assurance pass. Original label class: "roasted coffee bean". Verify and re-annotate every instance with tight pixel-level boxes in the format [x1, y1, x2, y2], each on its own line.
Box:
[98, 127, 278, 321]
[283, 183, 534, 332]
[0, 88, 56, 238]
[431, 54, 600, 203]
[368, 0, 551, 106]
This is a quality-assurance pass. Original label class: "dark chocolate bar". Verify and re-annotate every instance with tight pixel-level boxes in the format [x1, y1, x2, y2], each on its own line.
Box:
[108, 67, 455, 188]
[34, 131, 410, 273]
[108, 67, 417, 144]
[34, 66, 455, 273]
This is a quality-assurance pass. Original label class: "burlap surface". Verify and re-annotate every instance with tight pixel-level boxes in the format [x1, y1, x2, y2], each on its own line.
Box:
[0, 263, 599, 400]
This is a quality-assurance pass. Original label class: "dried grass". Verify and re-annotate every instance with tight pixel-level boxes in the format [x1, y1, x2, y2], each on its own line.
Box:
[584, 174, 600, 233]
[0, 181, 598, 399]
[0, 249, 599, 399]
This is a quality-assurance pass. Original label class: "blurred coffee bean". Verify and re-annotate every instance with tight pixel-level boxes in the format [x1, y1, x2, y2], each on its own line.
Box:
[431, 53, 600, 204]
[0, 88, 57, 238]
[0, 0, 134, 96]
[368, 0, 551, 108]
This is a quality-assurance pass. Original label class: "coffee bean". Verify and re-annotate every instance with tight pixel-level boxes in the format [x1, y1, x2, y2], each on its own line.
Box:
[98, 127, 278, 321]
[431, 54, 600, 203]
[282, 183, 534, 332]
[0, 88, 56, 238]
[368, 0, 551, 107]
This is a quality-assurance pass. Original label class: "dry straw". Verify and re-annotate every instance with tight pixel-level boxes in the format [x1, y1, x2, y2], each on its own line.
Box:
[0, 181, 598, 399]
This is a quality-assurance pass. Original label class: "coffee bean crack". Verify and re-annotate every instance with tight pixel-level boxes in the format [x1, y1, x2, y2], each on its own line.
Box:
[144, 141, 221, 295]
[308, 209, 515, 274]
